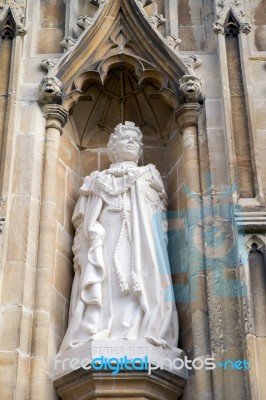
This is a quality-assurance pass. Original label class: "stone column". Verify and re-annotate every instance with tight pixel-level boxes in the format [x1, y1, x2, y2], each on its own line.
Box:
[175, 76, 212, 400]
[29, 82, 68, 399]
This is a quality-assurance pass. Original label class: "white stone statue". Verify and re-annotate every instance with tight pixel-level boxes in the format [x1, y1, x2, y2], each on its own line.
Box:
[59, 122, 178, 353]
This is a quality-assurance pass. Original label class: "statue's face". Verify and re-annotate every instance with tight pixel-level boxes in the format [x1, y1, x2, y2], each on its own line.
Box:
[115, 130, 141, 162]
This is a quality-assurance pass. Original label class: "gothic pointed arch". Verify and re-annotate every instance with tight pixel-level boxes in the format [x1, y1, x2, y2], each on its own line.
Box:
[0, 5, 27, 38]
[41, 0, 201, 146]
[212, 0, 251, 34]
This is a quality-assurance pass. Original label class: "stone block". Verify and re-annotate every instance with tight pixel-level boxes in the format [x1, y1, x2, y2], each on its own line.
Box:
[59, 134, 79, 172]
[0, 305, 22, 351]
[0, 351, 17, 399]
[22, 265, 36, 309]
[250, 60, 266, 83]
[143, 147, 166, 176]
[56, 161, 66, 226]
[57, 224, 74, 261]
[254, 100, 266, 130]
[35, 267, 52, 312]
[202, 81, 221, 100]
[168, 193, 178, 212]
[65, 195, 75, 236]
[205, 100, 223, 129]
[55, 250, 74, 300]
[31, 310, 50, 358]
[176, 303, 191, 336]
[6, 196, 30, 262]
[195, 55, 220, 82]
[99, 151, 110, 171]
[191, 310, 209, 357]
[179, 328, 194, 359]
[252, 82, 266, 100]
[29, 357, 48, 399]
[66, 168, 80, 203]
[79, 150, 98, 178]
[181, 373, 196, 400]
[207, 129, 229, 188]
[167, 166, 178, 201]
[50, 287, 66, 338]
[178, 26, 206, 51]
[26, 198, 41, 267]
[15, 355, 31, 398]
[177, 187, 187, 213]
[166, 133, 183, 174]
[1, 262, 25, 305]
[19, 308, 33, 355]
[12, 134, 35, 195]
[37, 29, 64, 54]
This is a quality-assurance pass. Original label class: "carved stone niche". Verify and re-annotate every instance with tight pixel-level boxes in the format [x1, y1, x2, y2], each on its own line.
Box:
[67, 60, 180, 150]
[48, 2, 203, 399]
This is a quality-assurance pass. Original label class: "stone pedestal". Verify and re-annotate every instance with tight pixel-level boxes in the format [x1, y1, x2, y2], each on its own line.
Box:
[54, 368, 186, 400]
[52, 340, 187, 400]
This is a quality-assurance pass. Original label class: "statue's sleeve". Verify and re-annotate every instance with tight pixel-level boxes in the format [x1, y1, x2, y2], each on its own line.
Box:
[71, 173, 101, 229]
[72, 173, 104, 272]
[71, 175, 91, 229]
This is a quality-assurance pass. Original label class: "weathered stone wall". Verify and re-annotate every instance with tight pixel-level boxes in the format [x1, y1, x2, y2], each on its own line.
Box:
[250, 0, 266, 51]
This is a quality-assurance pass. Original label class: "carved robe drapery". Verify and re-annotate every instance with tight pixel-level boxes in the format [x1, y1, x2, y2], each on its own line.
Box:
[59, 161, 178, 352]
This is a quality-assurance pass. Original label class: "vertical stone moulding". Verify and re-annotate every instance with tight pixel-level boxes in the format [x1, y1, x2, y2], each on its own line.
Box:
[248, 242, 266, 336]
[29, 75, 68, 399]
[224, 16, 255, 199]
[175, 79, 212, 399]
[0, 8, 16, 196]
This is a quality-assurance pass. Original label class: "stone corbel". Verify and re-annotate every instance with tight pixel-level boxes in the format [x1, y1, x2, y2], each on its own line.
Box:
[212, 0, 251, 34]
[42, 104, 68, 135]
[175, 103, 201, 132]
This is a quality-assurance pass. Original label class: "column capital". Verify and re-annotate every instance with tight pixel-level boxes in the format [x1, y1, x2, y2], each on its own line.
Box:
[175, 103, 201, 133]
[42, 104, 68, 134]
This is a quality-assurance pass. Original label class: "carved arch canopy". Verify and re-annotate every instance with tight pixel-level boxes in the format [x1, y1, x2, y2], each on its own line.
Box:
[50, 0, 193, 147]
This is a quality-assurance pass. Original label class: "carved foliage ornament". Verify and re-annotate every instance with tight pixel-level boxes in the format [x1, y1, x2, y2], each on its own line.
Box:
[40, 59, 57, 74]
[212, 0, 251, 34]
[60, 37, 77, 51]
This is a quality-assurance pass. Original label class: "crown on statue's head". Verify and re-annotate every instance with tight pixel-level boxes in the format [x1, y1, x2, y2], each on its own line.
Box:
[124, 121, 136, 127]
